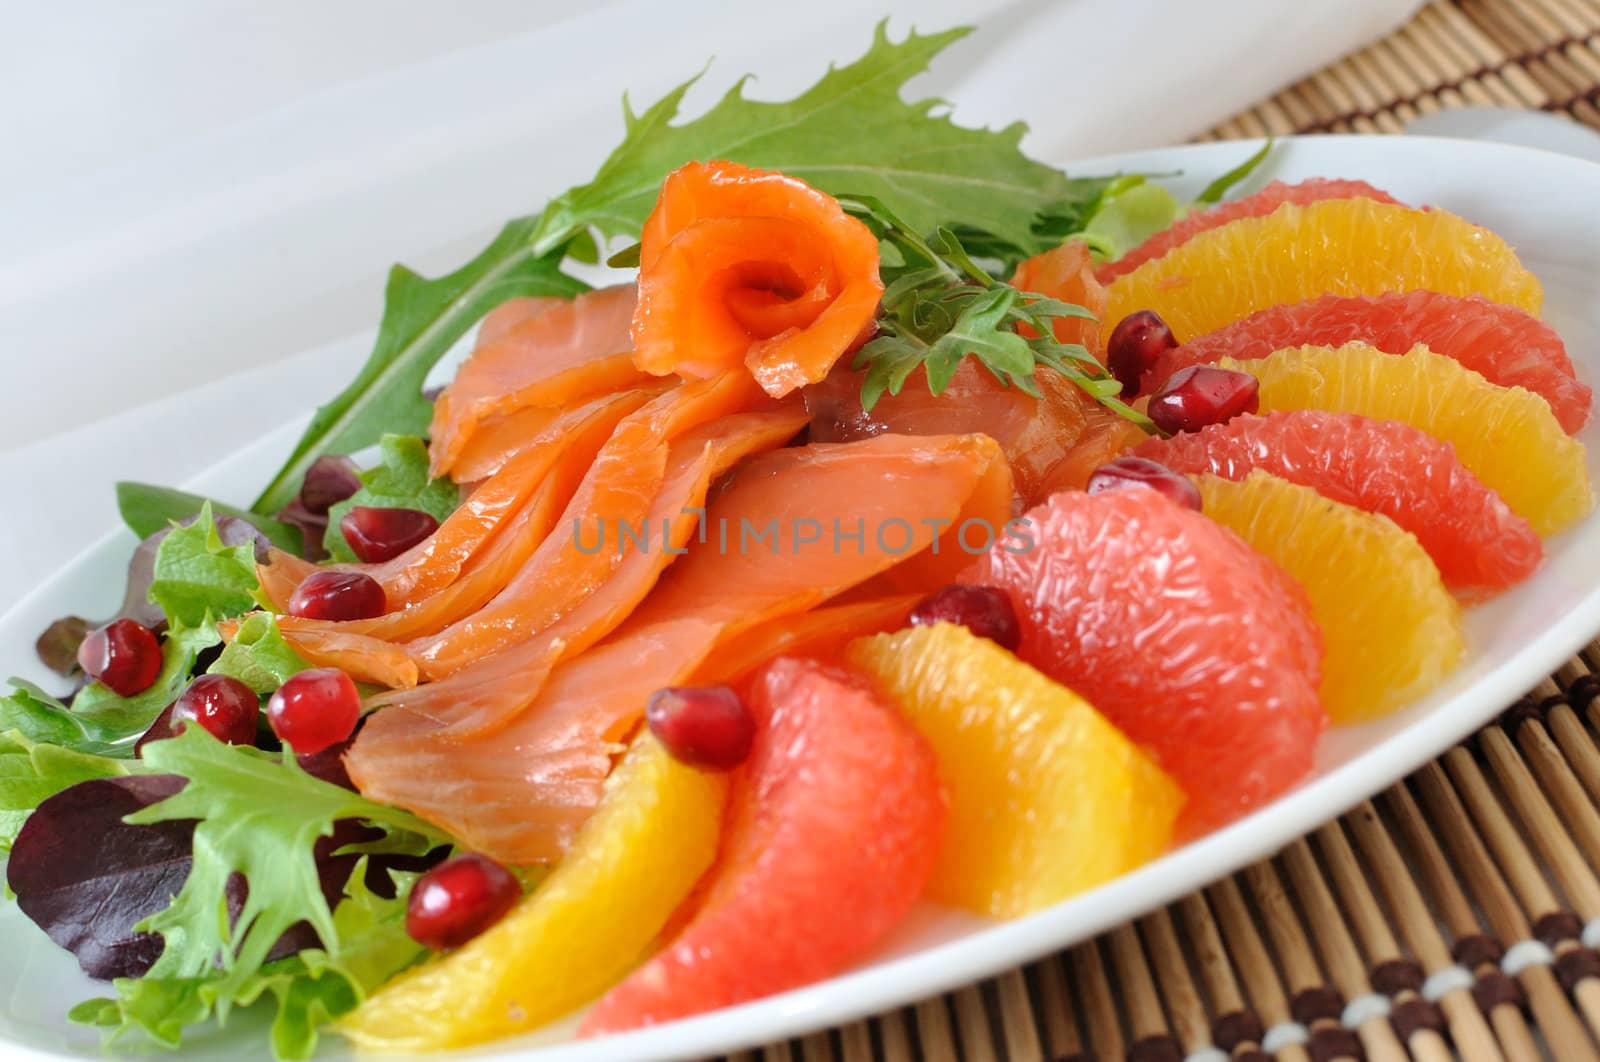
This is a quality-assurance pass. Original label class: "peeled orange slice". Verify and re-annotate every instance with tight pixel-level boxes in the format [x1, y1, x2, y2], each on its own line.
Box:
[1101, 198, 1544, 346]
[1196, 471, 1464, 723]
[848, 622, 1181, 916]
[1224, 343, 1593, 536]
[338, 735, 725, 1052]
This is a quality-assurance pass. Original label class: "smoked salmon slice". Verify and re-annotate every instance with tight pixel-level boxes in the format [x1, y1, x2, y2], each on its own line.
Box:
[1011, 239, 1108, 356]
[429, 285, 646, 479]
[371, 405, 808, 733]
[257, 389, 655, 617]
[691, 595, 919, 684]
[407, 373, 783, 677]
[347, 434, 1009, 861]
[347, 618, 725, 864]
[632, 160, 883, 398]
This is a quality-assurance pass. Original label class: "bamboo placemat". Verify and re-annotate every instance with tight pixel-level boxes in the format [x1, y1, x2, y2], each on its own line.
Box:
[719, 0, 1600, 1058]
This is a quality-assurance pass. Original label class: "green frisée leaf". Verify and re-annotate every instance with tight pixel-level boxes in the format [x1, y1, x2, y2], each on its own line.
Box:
[74, 861, 427, 1061]
[322, 436, 461, 563]
[252, 217, 588, 515]
[148, 503, 263, 628]
[532, 22, 1076, 260]
[208, 613, 309, 694]
[117, 482, 302, 555]
[129, 728, 444, 1001]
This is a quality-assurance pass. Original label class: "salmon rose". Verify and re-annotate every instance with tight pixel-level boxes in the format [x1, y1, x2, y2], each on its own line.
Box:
[1010, 238, 1108, 358]
[631, 160, 883, 398]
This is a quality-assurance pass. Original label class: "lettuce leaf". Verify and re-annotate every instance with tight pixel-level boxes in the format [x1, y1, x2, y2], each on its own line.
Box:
[0, 730, 128, 853]
[147, 503, 264, 628]
[207, 613, 308, 694]
[322, 436, 460, 563]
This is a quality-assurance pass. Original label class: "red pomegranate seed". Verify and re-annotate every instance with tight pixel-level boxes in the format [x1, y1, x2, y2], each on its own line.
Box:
[288, 570, 386, 621]
[340, 506, 440, 563]
[1148, 364, 1260, 434]
[266, 668, 361, 755]
[1086, 456, 1203, 512]
[169, 674, 259, 746]
[646, 686, 756, 770]
[1106, 310, 1178, 397]
[406, 853, 521, 950]
[908, 584, 1022, 651]
[77, 619, 163, 697]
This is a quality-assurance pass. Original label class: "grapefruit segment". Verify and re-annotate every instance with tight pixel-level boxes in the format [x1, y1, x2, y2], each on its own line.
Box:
[965, 488, 1324, 834]
[1223, 344, 1593, 536]
[848, 623, 1182, 916]
[339, 733, 726, 1051]
[1145, 291, 1590, 432]
[1195, 471, 1465, 723]
[1136, 410, 1542, 596]
[579, 657, 944, 1035]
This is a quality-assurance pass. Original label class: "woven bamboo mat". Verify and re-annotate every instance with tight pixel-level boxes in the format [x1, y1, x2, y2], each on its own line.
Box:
[716, 1, 1600, 1059]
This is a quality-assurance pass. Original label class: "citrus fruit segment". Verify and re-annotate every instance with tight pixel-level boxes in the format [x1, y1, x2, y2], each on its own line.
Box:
[580, 657, 944, 1035]
[1135, 410, 1542, 596]
[847, 623, 1183, 916]
[966, 488, 1324, 834]
[1195, 471, 1464, 723]
[1145, 291, 1590, 432]
[1101, 198, 1544, 348]
[338, 734, 726, 1052]
[1097, 178, 1400, 283]
[1222, 344, 1593, 537]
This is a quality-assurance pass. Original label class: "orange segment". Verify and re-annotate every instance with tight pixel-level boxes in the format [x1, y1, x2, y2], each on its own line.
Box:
[1195, 471, 1464, 723]
[1225, 344, 1592, 536]
[849, 623, 1181, 916]
[338, 733, 725, 1051]
[633, 160, 883, 397]
[1101, 198, 1544, 347]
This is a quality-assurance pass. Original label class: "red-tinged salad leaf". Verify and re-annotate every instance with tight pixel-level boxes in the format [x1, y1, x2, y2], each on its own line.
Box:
[7, 774, 191, 979]
[322, 436, 459, 563]
[275, 455, 361, 562]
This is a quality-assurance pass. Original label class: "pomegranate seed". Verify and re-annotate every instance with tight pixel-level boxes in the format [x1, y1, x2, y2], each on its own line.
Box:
[134, 703, 179, 757]
[646, 686, 755, 770]
[1106, 310, 1178, 396]
[288, 570, 386, 621]
[1087, 456, 1203, 512]
[908, 584, 1022, 652]
[266, 668, 361, 755]
[1148, 365, 1260, 435]
[340, 506, 440, 563]
[77, 619, 162, 697]
[169, 674, 259, 746]
[406, 853, 521, 950]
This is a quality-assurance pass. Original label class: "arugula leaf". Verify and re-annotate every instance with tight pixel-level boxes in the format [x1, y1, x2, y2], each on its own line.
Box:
[0, 731, 127, 853]
[1195, 138, 1273, 204]
[208, 613, 308, 694]
[128, 728, 444, 1010]
[322, 436, 461, 563]
[69, 621, 221, 753]
[74, 861, 424, 1061]
[147, 503, 263, 628]
[532, 22, 1074, 259]
[252, 218, 587, 515]
[117, 482, 302, 555]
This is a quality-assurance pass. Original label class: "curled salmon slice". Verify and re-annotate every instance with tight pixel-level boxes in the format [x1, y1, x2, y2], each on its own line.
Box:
[408, 373, 777, 676]
[257, 389, 656, 617]
[347, 618, 724, 864]
[692, 595, 919, 684]
[376, 406, 807, 731]
[429, 285, 645, 479]
[632, 160, 883, 398]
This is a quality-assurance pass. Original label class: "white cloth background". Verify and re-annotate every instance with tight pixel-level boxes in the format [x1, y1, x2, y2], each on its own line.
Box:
[0, 0, 1419, 606]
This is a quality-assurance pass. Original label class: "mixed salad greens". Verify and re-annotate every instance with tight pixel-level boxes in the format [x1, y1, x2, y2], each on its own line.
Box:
[0, 22, 1267, 1059]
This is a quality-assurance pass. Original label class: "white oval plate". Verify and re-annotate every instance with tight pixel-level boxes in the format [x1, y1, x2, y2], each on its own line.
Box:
[3, 134, 1599, 1062]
